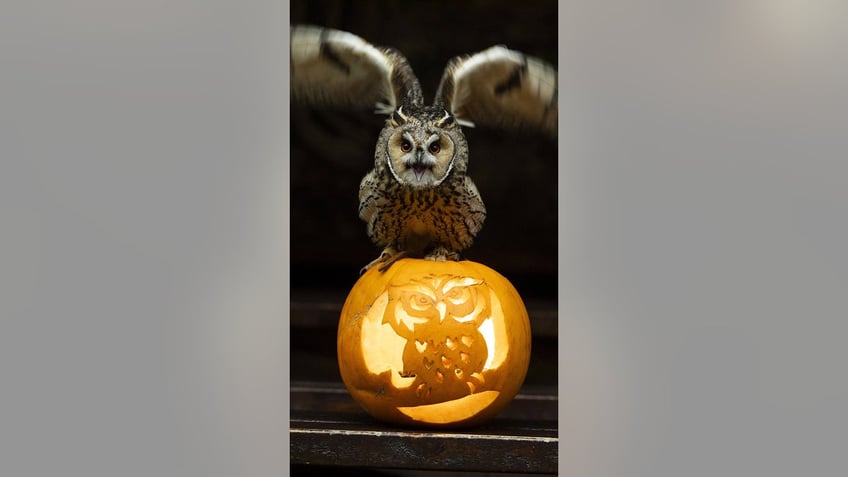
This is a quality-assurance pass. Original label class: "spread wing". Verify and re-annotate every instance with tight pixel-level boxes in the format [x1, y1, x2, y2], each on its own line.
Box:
[434, 46, 557, 137]
[290, 25, 423, 114]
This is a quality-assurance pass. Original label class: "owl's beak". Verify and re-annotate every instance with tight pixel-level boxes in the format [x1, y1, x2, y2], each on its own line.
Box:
[411, 149, 429, 180]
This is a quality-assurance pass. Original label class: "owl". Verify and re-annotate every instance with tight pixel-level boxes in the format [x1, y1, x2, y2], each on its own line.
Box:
[383, 274, 493, 403]
[290, 25, 557, 272]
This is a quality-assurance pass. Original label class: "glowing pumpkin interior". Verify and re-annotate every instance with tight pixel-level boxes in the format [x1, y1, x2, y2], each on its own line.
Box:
[337, 259, 532, 427]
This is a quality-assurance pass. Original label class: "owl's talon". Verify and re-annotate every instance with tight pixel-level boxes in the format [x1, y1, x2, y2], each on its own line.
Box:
[377, 250, 407, 272]
[359, 257, 381, 275]
[360, 258, 382, 275]
[361, 248, 406, 274]
[424, 248, 460, 262]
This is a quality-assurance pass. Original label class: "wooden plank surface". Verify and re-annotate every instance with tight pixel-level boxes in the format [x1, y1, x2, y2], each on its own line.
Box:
[290, 382, 558, 474]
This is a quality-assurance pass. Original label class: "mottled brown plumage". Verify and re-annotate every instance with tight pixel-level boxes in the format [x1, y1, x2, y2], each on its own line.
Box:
[357, 104, 486, 272]
[289, 25, 557, 272]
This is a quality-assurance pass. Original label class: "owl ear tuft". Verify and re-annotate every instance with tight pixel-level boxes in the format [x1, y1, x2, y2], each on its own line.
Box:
[390, 106, 410, 127]
[434, 110, 457, 129]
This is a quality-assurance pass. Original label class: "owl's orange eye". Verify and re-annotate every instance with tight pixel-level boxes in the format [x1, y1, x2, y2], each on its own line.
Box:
[400, 139, 412, 153]
[428, 142, 441, 154]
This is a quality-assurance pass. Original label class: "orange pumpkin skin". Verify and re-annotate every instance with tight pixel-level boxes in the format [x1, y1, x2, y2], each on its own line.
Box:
[337, 259, 532, 428]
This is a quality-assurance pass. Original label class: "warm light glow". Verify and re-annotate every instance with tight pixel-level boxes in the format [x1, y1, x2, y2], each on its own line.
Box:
[398, 391, 500, 423]
[483, 288, 509, 370]
[479, 318, 496, 371]
[338, 259, 531, 427]
[360, 293, 403, 373]
[360, 274, 502, 396]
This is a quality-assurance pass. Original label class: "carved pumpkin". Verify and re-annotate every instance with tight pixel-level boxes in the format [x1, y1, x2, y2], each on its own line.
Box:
[337, 259, 532, 427]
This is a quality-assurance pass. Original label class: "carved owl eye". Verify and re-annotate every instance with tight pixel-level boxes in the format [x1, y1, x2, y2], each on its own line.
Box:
[407, 293, 434, 312]
[444, 286, 466, 303]
[443, 286, 477, 318]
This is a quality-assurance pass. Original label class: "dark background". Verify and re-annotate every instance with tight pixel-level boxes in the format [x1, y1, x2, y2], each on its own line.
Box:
[290, 0, 559, 386]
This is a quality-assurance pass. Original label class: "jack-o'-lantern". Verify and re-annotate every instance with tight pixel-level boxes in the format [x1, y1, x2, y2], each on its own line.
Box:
[337, 258, 532, 427]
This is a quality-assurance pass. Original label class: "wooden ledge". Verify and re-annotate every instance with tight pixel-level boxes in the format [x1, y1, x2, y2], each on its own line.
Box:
[291, 381, 558, 474]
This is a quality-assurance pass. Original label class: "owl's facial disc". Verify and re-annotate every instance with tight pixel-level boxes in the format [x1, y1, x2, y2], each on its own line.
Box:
[388, 130, 455, 187]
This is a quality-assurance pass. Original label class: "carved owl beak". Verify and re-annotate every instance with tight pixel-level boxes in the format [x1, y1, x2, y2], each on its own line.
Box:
[436, 301, 447, 323]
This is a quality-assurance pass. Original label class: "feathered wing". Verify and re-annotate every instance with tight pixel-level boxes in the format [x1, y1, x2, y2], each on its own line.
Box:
[358, 170, 380, 229]
[461, 176, 486, 239]
[434, 46, 557, 137]
[290, 25, 423, 114]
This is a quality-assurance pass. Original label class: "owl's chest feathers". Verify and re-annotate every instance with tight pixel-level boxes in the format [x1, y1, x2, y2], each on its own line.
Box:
[372, 180, 471, 252]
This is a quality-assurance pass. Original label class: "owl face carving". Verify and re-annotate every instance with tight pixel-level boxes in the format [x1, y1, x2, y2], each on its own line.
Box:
[382, 274, 493, 402]
[383, 106, 462, 187]
[384, 274, 490, 336]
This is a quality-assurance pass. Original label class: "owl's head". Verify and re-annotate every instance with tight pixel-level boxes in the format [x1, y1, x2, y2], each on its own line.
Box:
[379, 105, 468, 188]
